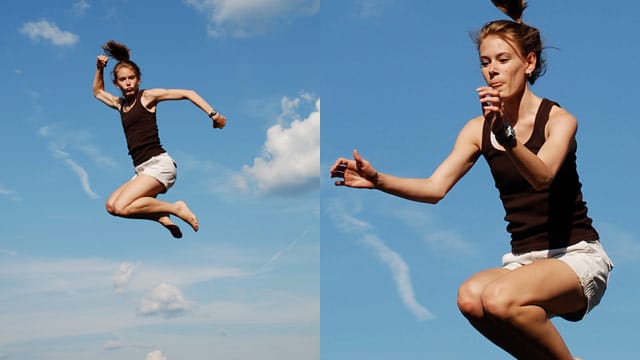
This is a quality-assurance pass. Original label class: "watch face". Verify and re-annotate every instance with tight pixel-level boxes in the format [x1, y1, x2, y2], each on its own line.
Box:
[505, 125, 516, 146]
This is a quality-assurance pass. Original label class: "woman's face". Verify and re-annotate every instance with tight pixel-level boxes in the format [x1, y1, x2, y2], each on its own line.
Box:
[114, 66, 140, 97]
[479, 35, 534, 100]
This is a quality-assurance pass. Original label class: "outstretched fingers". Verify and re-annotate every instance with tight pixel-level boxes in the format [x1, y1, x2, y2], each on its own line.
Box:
[330, 160, 350, 186]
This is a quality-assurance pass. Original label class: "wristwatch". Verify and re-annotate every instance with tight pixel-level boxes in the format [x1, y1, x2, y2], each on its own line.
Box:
[498, 123, 517, 148]
[208, 109, 218, 118]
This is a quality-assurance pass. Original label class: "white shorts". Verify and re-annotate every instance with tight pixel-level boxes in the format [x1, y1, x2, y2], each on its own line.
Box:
[502, 240, 614, 321]
[132, 152, 177, 193]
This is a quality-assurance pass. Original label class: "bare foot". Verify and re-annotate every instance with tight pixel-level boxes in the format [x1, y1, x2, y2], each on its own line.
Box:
[174, 201, 199, 232]
[158, 216, 183, 238]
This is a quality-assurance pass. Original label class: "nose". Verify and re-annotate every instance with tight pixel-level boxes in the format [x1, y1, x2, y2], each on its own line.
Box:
[487, 64, 498, 79]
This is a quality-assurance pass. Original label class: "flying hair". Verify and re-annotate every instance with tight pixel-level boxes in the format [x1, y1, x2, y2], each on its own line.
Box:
[491, 0, 527, 24]
[102, 40, 131, 62]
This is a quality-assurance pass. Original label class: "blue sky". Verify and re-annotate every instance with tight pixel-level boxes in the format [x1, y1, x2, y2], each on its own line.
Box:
[0, 1, 319, 359]
[3, 1, 640, 359]
[322, 1, 640, 359]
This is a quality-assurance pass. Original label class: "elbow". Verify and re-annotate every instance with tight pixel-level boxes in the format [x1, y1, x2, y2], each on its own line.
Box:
[530, 175, 553, 191]
[184, 89, 197, 100]
[420, 189, 446, 204]
[429, 193, 445, 204]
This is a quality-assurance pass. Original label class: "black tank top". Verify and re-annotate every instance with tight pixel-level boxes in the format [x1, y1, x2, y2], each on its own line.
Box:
[119, 90, 166, 166]
[481, 98, 599, 254]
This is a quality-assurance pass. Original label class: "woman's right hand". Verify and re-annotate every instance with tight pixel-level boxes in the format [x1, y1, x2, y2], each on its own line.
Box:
[330, 149, 379, 188]
[96, 55, 108, 69]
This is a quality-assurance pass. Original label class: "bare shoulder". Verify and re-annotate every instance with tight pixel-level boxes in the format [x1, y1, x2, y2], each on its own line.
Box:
[546, 104, 578, 140]
[548, 104, 577, 129]
[458, 115, 485, 147]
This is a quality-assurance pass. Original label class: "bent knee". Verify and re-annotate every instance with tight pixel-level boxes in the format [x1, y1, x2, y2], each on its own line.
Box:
[457, 283, 485, 319]
[480, 284, 517, 321]
[106, 200, 128, 216]
[105, 201, 117, 216]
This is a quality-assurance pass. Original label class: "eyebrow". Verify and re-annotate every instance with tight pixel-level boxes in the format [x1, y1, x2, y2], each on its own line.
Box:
[480, 52, 513, 59]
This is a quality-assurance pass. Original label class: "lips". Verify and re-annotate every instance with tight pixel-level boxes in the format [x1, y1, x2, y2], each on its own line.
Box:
[490, 82, 503, 88]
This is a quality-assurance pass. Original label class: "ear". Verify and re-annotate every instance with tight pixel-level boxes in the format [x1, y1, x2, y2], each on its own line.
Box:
[525, 52, 537, 75]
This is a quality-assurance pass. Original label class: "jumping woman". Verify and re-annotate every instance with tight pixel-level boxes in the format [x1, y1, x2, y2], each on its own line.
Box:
[93, 40, 227, 238]
[330, 1, 612, 359]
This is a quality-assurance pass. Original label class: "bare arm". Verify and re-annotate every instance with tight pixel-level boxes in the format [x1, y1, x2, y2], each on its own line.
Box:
[502, 108, 577, 190]
[92, 55, 120, 109]
[330, 118, 483, 204]
[142, 88, 227, 129]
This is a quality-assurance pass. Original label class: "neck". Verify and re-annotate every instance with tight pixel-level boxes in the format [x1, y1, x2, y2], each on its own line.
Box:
[123, 90, 138, 104]
[502, 86, 539, 126]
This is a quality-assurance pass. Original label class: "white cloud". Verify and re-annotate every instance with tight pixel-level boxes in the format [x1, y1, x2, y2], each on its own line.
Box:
[20, 20, 79, 46]
[185, 0, 319, 38]
[113, 262, 136, 293]
[362, 235, 434, 321]
[146, 350, 167, 360]
[138, 282, 192, 318]
[0, 256, 308, 347]
[242, 95, 319, 196]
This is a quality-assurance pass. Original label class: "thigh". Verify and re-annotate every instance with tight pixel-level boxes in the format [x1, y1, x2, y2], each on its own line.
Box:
[487, 259, 586, 316]
[107, 180, 131, 205]
[112, 174, 165, 206]
[461, 267, 511, 294]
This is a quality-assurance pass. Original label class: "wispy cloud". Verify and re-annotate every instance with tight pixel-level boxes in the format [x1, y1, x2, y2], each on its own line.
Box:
[71, 0, 91, 16]
[103, 340, 124, 350]
[137, 282, 192, 318]
[388, 206, 475, 256]
[38, 124, 119, 199]
[259, 230, 307, 272]
[20, 20, 79, 46]
[0, 252, 312, 346]
[185, 0, 319, 38]
[48, 142, 100, 199]
[362, 234, 434, 320]
[0, 184, 21, 202]
[241, 94, 319, 196]
[326, 198, 371, 233]
[113, 262, 136, 293]
[326, 197, 433, 320]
